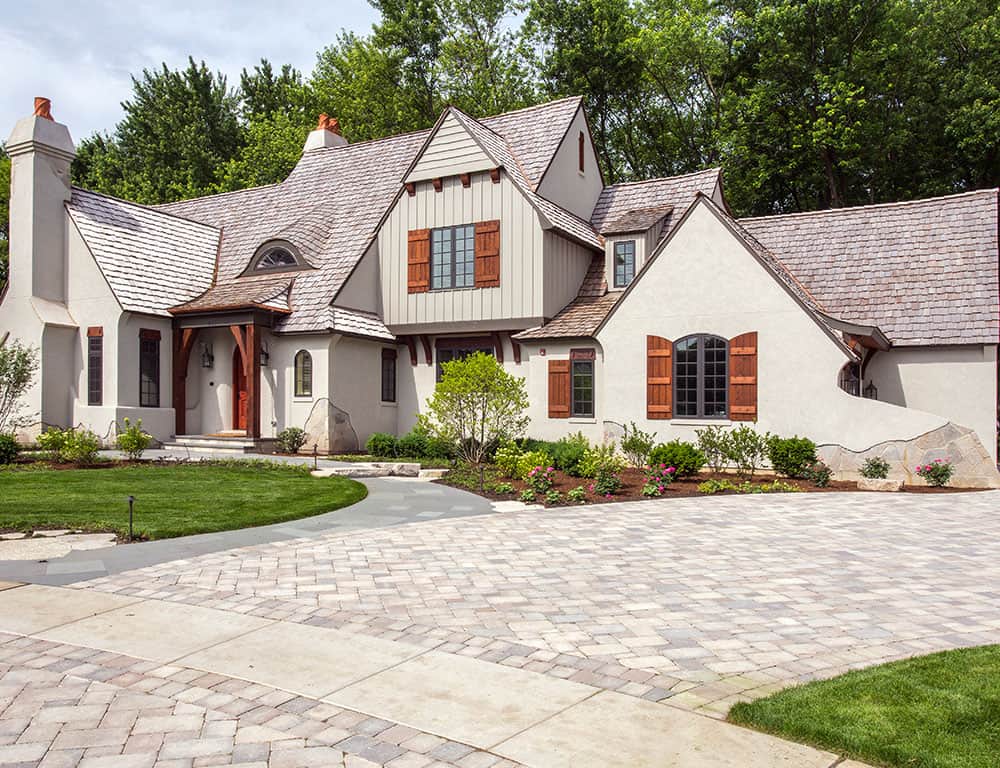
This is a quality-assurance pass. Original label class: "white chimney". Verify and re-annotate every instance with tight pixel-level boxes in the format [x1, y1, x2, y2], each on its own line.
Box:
[304, 113, 348, 152]
[5, 97, 76, 304]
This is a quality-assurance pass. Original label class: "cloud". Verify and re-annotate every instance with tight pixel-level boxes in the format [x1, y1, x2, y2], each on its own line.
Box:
[1, 0, 379, 141]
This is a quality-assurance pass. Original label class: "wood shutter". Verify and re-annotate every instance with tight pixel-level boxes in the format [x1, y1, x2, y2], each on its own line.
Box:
[647, 335, 672, 419]
[407, 229, 430, 293]
[548, 359, 571, 418]
[729, 331, 758, 421]
[474, 220, 501, 288]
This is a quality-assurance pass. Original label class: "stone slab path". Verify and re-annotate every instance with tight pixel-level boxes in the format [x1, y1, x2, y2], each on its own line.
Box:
[78, 490, 1000, 717]
[0, 584, 839, 767]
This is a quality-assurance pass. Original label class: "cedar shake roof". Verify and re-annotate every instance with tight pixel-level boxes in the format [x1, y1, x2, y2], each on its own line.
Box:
[591, 168, 722, 232]
[740, 189, 1000, 346]
[66, 188, 218, 316]
[602, 205, 674, 235]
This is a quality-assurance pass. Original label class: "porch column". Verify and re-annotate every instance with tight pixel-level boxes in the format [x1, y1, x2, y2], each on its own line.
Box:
[172, 327, 199, 435]
[229, 322, 261, 439]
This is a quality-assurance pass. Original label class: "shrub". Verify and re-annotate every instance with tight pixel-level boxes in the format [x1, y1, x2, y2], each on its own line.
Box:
[916, 458, 954, 487]
[579, 443, 625, 478]
[116, 417, 152, 460]
[395, 429, 428, 458]
[620, 422, 655, 468]
[642, 464, 676, 496]
[544, 489, 562, 505]
[549, 432, 590, 476]
[803, 460, 832, 487]
[491, 481, 515, 494]
[0, 433, 19, 464]
[365, 432, 398, 458]
[527, 465, 556, 493]
[695, 426, 731, 473]
[567, 486, 587, 503]
[699, 478, 736, 494]
[767, 436, 817, 478]
[756, 480, 801, 493]
[726, 426, 771, 479]
[275, 426, 307, 455]
[860, 456, 890, 479]
[591, 468, 622, 496]
[519, 489, 536, 503]
[648, 441, 705, 478]
[495, 442, 523, 478]
[517, 450, 552, 480]
[62, 428, 101, 464]
[0, 339, 39, 433]
[38, 428, 68, 461]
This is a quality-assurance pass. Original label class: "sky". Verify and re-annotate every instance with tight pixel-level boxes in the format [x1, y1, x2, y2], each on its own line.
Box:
[0, 0, 380, 143]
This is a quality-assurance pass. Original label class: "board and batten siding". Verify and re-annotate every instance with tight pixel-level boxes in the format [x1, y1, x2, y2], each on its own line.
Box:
[380, 171, 548, 329]
[406, 113, 496, 183]
[543, 231, 594, 317]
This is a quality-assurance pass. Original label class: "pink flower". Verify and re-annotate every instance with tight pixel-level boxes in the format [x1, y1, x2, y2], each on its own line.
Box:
[605, 493, 612, 498]
[547, 466, 554, 472]
[659, 463, 666, 469]
[657, 485, 664, 492]
[667, 467, 676, 474]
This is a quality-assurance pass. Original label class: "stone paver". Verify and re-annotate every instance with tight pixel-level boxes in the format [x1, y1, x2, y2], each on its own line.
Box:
[80, 491, 1000, 713]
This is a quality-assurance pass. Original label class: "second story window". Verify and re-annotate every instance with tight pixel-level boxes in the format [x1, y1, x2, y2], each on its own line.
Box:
[431, 225, 475, 290]
[614, 240, 636, 287]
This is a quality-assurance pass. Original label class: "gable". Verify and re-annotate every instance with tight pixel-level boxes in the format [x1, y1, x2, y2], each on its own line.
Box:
[406, 113, 495, 184]
[536, 105, 603, 219]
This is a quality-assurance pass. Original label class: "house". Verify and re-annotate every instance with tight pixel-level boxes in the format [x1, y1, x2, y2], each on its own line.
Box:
[2, 96, 998, 486]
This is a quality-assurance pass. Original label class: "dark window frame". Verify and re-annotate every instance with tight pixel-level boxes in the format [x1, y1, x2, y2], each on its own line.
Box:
[430, 224, 476, 291]
[673, 334, 728, 419]
[435, 337, 494, 382]
[139, 331, 160, 408]
[613, 240, 636, 288]
[87, 329, 103, 406]
[294, 350, 312, 397]
[578, 131, 585, 172]
[381, 349, 397, 403]
[570, 348, 595, 418]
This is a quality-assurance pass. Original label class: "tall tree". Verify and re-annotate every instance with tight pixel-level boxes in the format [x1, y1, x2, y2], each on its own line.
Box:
[239, 60, 310, 121]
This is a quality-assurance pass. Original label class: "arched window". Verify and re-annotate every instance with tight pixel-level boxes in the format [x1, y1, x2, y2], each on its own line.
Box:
[674, 334, 728, 418]
[255, 247, 297, 270]
[247, 240, 305, 273]
[838, 362, 860, 396]
[294, 350, 312, 397]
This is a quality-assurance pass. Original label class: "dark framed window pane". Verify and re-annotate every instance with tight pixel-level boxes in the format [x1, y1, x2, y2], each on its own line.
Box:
[431, 225, 475, 290]
[614, 240, 636, 288]
[295, 351, 312, 397]
[673, 335, 728, 419]
[381, 351, 397, 403]
[139, 338, 160, 408]
[88, 336, 102, 406]
[571, 360, 594, 417]
[436, 344, 494, 382]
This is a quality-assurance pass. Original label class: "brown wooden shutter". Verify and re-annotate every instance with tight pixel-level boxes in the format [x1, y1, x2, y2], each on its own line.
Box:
[647, 335, 672, 419]
[548, 359, 571, 418]
[407, 229, 431, 293]
[474, 219, 501, 288]
[729, 331, 758, 421]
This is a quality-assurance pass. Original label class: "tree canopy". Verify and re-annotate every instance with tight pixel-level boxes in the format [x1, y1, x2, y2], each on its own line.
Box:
[46, 0, 1000, 219]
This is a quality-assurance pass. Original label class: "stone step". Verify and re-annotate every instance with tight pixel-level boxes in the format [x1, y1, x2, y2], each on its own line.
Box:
[162, 435, 270, 455]
[312, 462, 421, 479]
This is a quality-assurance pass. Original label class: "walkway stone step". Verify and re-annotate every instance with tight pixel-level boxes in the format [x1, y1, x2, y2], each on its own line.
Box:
[312, 462, 421, 478]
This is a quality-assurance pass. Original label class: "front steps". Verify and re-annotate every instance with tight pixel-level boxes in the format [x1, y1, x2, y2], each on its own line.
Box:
[161, 434, 276, 456]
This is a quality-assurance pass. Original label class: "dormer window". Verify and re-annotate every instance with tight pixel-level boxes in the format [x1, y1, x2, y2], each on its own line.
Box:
[246, 241, 306, 274]
[614, 240, 636, 287]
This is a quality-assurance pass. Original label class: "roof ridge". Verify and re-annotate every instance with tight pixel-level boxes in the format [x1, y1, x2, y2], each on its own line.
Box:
[602, 168, 722, 191]
[71, 186, 222, 232]
[302, 125, 432, 155]
[479, 96, 582, 122]
[740, 187, 1000, 223]
[156, 183, 279, 210]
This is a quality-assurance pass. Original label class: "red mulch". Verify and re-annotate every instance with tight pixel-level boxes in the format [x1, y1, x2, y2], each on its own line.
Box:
[437, 467, 982, 507]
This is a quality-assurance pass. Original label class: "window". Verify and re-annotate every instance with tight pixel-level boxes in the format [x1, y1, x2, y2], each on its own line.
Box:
[839, 362, 861, 396]
[381, 349, 397, 403]
[431, 225, 475, 290]
[436, 339, 494, 381]
[571, 349, 595, 418]
[87, 328, 102, 406]
[673, 334, 728, 418]
[248, 241, 304, 273]
[614, 241, 636, 287]
[139, 330, 160, 408]
[294, 350, 312, 397]
[578, 131, 585, 172]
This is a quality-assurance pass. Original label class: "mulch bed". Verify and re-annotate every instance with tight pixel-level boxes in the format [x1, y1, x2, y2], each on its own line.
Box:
[437, 467, 982, 507]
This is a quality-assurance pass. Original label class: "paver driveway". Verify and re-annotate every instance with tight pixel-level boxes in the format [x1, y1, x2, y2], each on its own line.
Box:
[80, 489, 1000, 716]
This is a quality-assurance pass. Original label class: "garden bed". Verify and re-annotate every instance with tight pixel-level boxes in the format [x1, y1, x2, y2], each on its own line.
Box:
[437, 466, 980, 506]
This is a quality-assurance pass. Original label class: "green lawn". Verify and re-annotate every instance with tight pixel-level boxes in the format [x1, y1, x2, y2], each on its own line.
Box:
[0, 461, 367, 539]
[729, 645, 1000, 768]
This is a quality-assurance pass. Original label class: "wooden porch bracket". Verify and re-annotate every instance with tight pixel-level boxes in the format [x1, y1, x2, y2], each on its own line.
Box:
[419, 335, 433, 366]
[510, 334, 522, 364]
[491, 332, 504, 364]
[403, 336, 418, 366]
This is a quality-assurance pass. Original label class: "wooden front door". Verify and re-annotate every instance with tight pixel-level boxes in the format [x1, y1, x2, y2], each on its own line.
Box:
[232, 346, 248, 431]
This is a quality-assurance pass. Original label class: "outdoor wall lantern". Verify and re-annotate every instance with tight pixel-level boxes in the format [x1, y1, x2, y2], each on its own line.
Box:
[200, 343, 214, 369]
[259, 342, 270, 368]
[863, 381, 878, 400]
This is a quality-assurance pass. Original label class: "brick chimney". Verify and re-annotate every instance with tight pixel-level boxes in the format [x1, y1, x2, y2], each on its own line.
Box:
[304, 113, 348, 151]
[5, 97, 75, 304]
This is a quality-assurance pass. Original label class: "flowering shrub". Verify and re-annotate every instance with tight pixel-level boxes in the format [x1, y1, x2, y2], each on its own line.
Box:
[642, 464, 676, 496]
[590, 468, 621, 496]
[916, 458, 954, 487]
[527, 465, 556, 493]
[116, 417, 152, 460]
[517, 450, 553, 480]
[648, 441, 705, 478]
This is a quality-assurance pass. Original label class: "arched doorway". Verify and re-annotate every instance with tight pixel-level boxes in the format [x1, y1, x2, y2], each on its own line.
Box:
[232, 346, 248, 432]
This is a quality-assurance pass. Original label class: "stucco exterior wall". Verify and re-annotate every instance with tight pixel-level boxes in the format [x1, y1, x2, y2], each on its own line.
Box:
[535, 107, 603, 220]
[335, 242, 381, 314]
[866, 344, 998, 462]
[522, 339, 606, 442]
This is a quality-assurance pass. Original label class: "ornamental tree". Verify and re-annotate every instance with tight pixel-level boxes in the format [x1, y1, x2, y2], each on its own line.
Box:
[0, 338, 38, 433]
[421, 352, 529, 473]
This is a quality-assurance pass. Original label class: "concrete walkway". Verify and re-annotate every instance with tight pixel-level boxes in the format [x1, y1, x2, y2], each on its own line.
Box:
[0, 583, 844, 767]
[0, 475, 494, 586]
